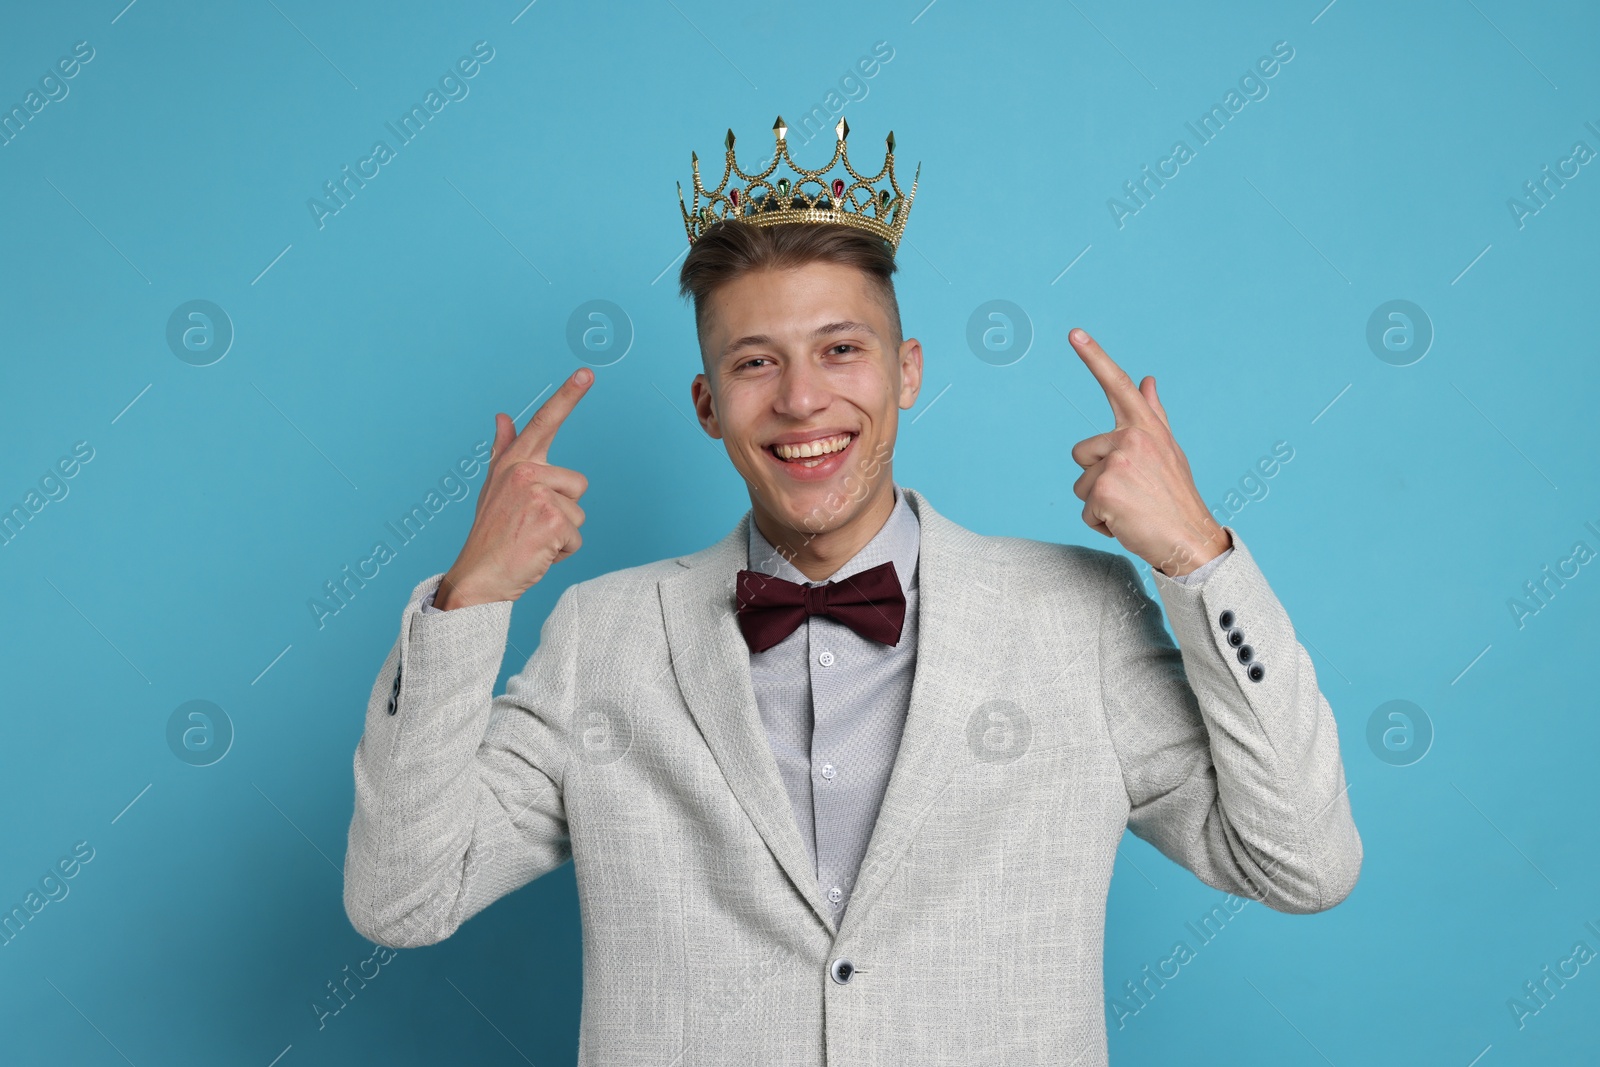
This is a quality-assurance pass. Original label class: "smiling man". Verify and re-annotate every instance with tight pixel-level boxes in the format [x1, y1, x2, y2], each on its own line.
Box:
[342, 118, 1362, 1067]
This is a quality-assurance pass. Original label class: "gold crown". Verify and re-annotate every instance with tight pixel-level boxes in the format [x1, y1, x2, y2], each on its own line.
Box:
[678, 116, 919, 251]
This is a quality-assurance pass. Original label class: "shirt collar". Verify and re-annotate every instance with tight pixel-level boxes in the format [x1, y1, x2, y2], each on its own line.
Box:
[746, 481, 920, 596]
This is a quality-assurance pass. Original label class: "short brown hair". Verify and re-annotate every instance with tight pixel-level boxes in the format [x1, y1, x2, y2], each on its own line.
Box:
[678, 221, 903, 358]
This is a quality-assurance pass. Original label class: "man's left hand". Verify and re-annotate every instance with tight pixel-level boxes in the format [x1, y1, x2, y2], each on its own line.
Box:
[1067, 327, 1232, 578]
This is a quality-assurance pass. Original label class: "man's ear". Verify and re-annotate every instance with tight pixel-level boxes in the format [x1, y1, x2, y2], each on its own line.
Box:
[692, 371, 723, 439]
[897, 337, 923, 410]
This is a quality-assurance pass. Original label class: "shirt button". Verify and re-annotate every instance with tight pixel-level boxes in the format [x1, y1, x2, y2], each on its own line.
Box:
[827, 886, 843, 903]
[820, 763, 836, 780]
[818, 650, 835, 667]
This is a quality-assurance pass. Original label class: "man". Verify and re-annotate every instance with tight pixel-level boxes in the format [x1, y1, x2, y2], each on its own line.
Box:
[342, 119, 1361, 1066]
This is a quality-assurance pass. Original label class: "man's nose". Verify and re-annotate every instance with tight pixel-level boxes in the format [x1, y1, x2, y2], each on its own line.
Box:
[774, 358, 828, 416]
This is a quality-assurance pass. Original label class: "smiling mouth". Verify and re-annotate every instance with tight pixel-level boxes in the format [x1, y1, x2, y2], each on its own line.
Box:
[768, 432, 856, 467]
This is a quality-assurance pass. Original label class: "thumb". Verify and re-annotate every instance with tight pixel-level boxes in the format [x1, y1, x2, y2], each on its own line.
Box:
[489, 413, 515, 469]
[472, 415, 515, 522]
[483, 412, 515, 476]
[1140, 376, 1171, 430]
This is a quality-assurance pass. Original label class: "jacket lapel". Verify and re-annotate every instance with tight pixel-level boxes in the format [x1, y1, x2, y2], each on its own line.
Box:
[658, 513, 838, 933]
[836, 488, 1002, 940]
[657, 488, 1003, 940]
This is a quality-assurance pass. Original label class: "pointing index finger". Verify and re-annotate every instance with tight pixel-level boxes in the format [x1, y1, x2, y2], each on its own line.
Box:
[1070, 328, 1154, 428]
[518, 367, 594, 464]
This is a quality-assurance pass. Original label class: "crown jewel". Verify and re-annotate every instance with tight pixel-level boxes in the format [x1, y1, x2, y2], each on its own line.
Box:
[678, 116, 920, 251]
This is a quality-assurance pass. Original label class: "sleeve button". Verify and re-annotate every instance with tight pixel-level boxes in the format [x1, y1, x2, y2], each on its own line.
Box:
[1226, 627, 1245, 648]
[1247, 663, 1265, 683]
[1218, 609, 1235, 629]
[1237, 644, 1254, 664]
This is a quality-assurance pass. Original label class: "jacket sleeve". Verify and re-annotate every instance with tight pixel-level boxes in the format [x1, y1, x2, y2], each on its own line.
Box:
[342, 572, 582, 948]
[1096, 528, 1362, 913]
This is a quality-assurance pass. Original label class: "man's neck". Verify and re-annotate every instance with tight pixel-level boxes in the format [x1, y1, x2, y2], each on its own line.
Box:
[750, 480, 898, 583]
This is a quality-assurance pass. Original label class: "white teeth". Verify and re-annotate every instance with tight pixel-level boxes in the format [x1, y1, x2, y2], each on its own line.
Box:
[773, 433, 852, 461]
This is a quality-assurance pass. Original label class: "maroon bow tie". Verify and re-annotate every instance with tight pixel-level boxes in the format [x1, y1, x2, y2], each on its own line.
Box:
[735, 559, 906, 654]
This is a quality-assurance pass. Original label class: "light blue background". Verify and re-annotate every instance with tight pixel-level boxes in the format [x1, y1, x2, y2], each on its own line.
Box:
[2, 1, 1596, 1063]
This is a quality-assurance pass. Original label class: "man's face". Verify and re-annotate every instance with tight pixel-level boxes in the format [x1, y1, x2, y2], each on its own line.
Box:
[691, 260, 922, 542]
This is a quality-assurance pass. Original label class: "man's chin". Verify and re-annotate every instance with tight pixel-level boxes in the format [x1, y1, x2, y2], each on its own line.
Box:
[738, 439, 892, 533]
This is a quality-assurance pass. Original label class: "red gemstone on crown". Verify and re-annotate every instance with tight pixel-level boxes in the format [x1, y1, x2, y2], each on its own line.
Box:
[730, 188, 740, 206]
[831, 179, 845, 198]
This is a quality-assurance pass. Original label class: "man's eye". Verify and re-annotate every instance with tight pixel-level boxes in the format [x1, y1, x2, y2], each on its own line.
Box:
[738, 357, 772, 369]
[828, 343, 859, 355]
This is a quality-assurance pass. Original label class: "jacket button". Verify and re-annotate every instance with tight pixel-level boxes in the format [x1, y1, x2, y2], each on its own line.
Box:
[1218, 609, 1235, 629]
[830, 957, 856, 984]
[1247, 663, 1266, 683]
[1236, 644, 1254, 664]
[1226, 627, 1245, 648]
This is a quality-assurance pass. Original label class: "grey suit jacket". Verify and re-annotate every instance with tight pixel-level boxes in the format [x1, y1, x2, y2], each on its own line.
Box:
[343, 487, 1361, 1066]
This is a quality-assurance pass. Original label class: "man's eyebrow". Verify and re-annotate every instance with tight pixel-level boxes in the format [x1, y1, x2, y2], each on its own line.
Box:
[722, 333, 772, 359]
[721, 320, 879, 360]
[812, 320, 878, 340]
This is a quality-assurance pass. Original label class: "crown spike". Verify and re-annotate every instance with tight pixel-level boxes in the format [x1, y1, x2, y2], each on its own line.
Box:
[680, 120, 911, 252]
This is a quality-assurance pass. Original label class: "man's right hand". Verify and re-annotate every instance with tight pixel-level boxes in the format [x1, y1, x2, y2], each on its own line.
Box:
[434, 367, 595, 611]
